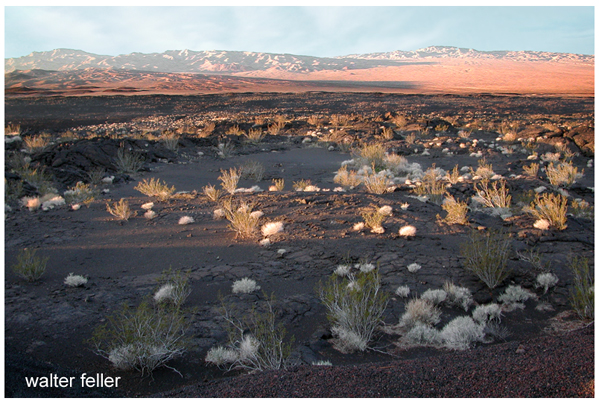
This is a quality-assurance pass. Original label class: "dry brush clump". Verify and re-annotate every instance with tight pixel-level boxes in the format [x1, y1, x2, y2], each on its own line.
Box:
[438, 194, 469, 225]
[472, 178, 512, 218]
[134, 178, 176, 202]
[413, 165, 446, 204]
[218, 168, 241, 195]
[115, 145, 144, 174]
[527, 192, 568, 231]
[220, 198, 261, 239]
[545, 161, 583, 189]
[106, 199, 136, 221]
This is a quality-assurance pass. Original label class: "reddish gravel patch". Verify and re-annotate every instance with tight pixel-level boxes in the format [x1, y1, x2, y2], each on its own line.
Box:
[159, 326, 594, 398]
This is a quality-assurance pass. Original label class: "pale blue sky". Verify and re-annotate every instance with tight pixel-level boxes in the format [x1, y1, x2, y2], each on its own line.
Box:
[4, 5, 595, 58]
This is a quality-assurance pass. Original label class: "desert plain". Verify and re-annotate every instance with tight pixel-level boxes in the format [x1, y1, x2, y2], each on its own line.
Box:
[3, 51, 595, 397]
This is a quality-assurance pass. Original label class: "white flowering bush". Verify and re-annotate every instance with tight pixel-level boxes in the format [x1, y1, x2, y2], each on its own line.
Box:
[395, 285, 411, 298]
[399, 225, 417, 237]
[498, 285, 536, 310]
[64, 273, 88, 287]
[318, 269, 388, 353]
[261, 221, 284, 237]
[535, 273, 559, 294]
[439, 316, 485, 350]
[399, 298, 441, 329]
[442, 281, 473, 311]
[178, 216, 194, 225]
[232, 277, 261, 294]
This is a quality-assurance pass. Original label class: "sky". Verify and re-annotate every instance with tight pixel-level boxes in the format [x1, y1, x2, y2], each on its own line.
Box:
[3, 4, 595, 59]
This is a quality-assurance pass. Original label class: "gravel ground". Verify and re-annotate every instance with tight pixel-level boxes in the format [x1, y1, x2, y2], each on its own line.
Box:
[158, 326, 594, 398]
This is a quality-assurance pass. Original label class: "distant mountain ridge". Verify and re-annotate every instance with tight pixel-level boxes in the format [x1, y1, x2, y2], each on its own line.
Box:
[5, 46, 593, 74]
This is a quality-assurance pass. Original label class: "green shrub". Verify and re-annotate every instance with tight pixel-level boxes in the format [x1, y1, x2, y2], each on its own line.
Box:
[91, 299, 190, 375]
[569, 256, 594, 321]
[460, 229, 511, 289]
[318, 268, 388, 353]
[12, 249, 49, 282]
[206, 294, 293, 371]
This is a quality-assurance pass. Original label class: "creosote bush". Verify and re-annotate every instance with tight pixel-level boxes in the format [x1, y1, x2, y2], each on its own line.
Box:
[13, 249, 49, 282]
[460, 229, 511, 289]
[568, 256, 594, 321]
[134, 178, 176, 201]
[91, 299, 190, 376]
[318, 268, 389, 353]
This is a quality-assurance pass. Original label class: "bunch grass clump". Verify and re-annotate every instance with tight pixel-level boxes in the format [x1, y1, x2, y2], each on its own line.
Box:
[460, 229, 511, 289]
[413, 166, 446, 204]
[354, 143, 386, 171]
[134, 178, 176, 201]
[527, 193, 568, 231]
[363, 170, 391, 195]
[545, 162, 583, 188]
[106, 199, 136, 221]
[334, 166, 362, 189]
[473, 178, 512, 213]
[64, 182, 98, 206]
[219, 168, 241, 195]
[318, 269, 388, 353]
[220, 198, 260, 239]
[439, 194, 469, 225]
[115, 146, 144, 174]
[270, 178, 285, 191]
[203, 184, 222, 202]
[13, 249, 49, 282]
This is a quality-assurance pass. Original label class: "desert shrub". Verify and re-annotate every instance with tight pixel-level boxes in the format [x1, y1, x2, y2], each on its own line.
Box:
[115, 146, 144, 173]
[523, 163, 539, 177]
[268, 121, 285, 135]
[23, 135, 49, 153]
[380, 127, 395, 141]
[318, 268, 388, 353]
[535, 273, 559, 294]
[134, 178, 176, 201]
[570, 199, 594, 220]
[12, 249, 49, 282]
[307, 115, 323, 127]
[413, 166, 446, 204]
[421, 289, 447, 305]
[407, 263, 421, 273]
[445, 164, 461, 184]
[240, 160, 265, 181]
[399, 298, 441, 329]
[568, 256, 594, 321]
[498, 285, 536, 310]
[292, 179, 312, 191]
[178, 216, 194, 225]
[527, 193, 568, 230]
[472, 303, 503, 324]
[18, 165, 56, 195]
[106, 199, 136, 221]
[404, 133, 417, 145]
[399, 225, 417, 237]
[360, 206, 387, 234]
[354, 143, 386, 170]
[545, 162, 583, 188]
[439, 194, 469, 225]
[232, 277, 261, 294]
[442, 282, 473, 311]
[460, 229, 511, 289]
[203, 184, 222, 203]
[363, 170, 391, 195]
[472, 178, 512, 217]
[261, 221, 284, 237]
[64, 273, 88, 287]
[439, 316, 484, 350]
[91, 299, 190, 375]
[199, 121, 216, 137]
[471, 159, 495, 179]
[219, 168, 241, 195]
[154, 268, 191, 307]
[220, 198, 260, 239]
[216, 141, 235, 158]
[226, 125, 245, 136]
[270, 178, 285, 191]
[86, 167, 107, 186]
[403, 323, 441, 347]
[334, 166, 362, 189]
[206, 295, 293, 371]
[395, 285, 411, 298]
[244, 128, 265, 143]
[161, 131, 179, 152]
[64, 182, 97, 206]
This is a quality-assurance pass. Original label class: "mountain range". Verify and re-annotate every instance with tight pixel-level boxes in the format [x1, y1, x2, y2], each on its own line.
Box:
[5, 46, 593, 74]
[4, 47, 594, 97]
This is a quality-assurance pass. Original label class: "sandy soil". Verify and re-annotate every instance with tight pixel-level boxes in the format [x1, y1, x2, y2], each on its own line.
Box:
[4, 93, 594, 398]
